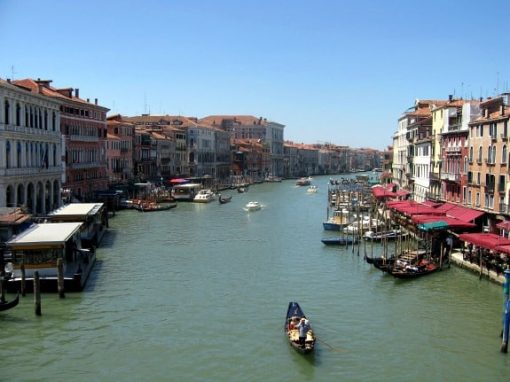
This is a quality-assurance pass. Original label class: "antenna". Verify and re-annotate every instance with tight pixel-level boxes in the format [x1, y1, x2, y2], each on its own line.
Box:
[10, 65, 16, 80]
[144, 93, 147, 115]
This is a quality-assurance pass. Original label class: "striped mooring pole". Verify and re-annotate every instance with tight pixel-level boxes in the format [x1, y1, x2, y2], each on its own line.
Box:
[501, 269, 510, 353]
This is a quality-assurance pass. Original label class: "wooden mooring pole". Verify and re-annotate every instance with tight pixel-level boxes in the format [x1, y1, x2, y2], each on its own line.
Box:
[34, 271, 41, 316]
[57, 258, 65, 298]
[20, 263, 26, 297]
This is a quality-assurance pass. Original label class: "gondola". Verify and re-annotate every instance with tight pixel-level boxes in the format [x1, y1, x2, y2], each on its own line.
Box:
[389, 260, 440, 279]
[285, 302, 316, 354]
[321, 237, 359, 246]
[0, 293, 20, 312]
[364, 254, 396, 268]
[218, 194, 232, 204]
[135, 202, 177, 212]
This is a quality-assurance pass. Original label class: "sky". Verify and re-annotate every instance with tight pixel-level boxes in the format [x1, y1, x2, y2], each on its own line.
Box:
[1, 0, 510, 150]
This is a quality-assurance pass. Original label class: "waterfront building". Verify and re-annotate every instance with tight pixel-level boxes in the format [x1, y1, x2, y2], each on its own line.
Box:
[0, 78, 62, 214]
[436, 99, 481, 204]
[232, 139, 270, 182]
[467, 95, 510, 229]
[408, 115, 432, 202]
[13, 79, 109, 202]
[134, 127, 155, 181]
[106, 115, 135, 185]
[200, 115, 285, 177]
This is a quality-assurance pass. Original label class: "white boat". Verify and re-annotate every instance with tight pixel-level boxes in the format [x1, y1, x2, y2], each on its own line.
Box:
[245, 201, 261, 211]
[344, 217, 384, 234]
[307, 185, 318, 193]
[193, 189, 216, 203]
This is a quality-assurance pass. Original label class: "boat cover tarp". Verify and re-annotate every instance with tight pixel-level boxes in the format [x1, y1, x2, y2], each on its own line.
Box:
[458, 233, 510, 250]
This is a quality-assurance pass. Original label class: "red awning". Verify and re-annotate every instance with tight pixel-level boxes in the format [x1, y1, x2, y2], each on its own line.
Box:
[446, 205, 484, 222]
[169, 178, 189, 184]
[494, 244, 510, 255]
[372, 186, 396, 199]
[458, 233, 510, 249]
[496, 220, 510, 231]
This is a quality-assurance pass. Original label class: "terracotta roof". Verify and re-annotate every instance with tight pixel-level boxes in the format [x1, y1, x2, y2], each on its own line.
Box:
[199, 115, 266, 126]
[12, 78, 108, 109]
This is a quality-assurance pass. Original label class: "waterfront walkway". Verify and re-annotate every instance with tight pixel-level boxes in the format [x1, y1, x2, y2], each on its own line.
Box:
[450, 250, 506, 285]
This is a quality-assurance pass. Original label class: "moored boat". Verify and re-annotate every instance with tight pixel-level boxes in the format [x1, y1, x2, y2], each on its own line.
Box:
[321, 236, 359, 246]
[135, 201, 177, 212]
[389, 258, 440, 279]
[363, 229, 407, 241]
[285, 302, 316, 354]
[307, 185, 318, 193]
[323, 209, 350, 231]
[0, 293, 19, 312]
[296, 177, 312, 186]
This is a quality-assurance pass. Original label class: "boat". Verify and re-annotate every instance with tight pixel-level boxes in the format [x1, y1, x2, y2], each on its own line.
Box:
[363, 229, 407, 241]
[193, 189, 216, 203]
[284, 302, 316, 354]
[218, 194, 232, 204]
[135, 201, 177, 212]
[296, 177, 312, 186]
[343, 217, 384, 235]
[389, 258, 440, 279]
[365, 254, 396, 271]
[237, 184, 249, 193]
[4, 222, 96, 293]
[0, 293, 20, 312]
[265, 175, 282, 182]
[323, 209, 350, 231]
[321, 236, 359, 245]
[171, 183, 203, 201]
[245, 201, 261, 211]
[307, 185, 318, 193]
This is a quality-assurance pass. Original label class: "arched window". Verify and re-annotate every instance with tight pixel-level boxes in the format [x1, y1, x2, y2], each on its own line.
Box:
[469, 146, 473, 162]
[29, 106, 33, 127]
[44, 110, 48, 130]
[52, 111, 56, 131]
[503, 145, 507, 163]
[493, 145, 497, 164]
[24, 105, 29, 127]
[487, 146, 491, 163]
[478, 146, 483, 163]
[4, 100, 10, 124]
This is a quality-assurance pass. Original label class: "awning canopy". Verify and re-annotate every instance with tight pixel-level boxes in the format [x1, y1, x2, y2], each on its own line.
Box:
[169, 178, 189, 184]
[458, 233, 510, 250]
[413, 215, 476, 231]
[496, 220, 510, 231]
[371, 186, 396, 199]
[446, 204, 484, 222]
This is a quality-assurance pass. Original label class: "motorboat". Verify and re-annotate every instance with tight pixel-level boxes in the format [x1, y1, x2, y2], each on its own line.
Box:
[307, 185, 318, 193]
[193, 189, 216, 203]
[323, 209, 350, 231]
[296, 177, 312, 186]
[245, 201, 261, 211]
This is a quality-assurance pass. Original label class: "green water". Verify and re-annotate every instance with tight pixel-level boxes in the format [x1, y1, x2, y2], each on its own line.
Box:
[1, 177, 508, 381]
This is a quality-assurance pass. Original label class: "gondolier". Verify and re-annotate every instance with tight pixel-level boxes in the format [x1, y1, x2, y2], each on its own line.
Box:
[296, 318, 310, 348]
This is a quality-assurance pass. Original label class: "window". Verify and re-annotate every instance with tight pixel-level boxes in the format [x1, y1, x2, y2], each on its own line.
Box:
[4, 100, 10, 125]
[478, 146, 482, 163]
[503, 145, 508, 163]
[15, 103, 21, 126]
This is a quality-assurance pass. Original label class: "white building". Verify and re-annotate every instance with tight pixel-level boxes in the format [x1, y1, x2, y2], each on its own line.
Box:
[0, 79, 63, 214]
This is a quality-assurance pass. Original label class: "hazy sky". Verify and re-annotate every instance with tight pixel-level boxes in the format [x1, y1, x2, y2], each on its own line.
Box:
[1, 0, 510, 150]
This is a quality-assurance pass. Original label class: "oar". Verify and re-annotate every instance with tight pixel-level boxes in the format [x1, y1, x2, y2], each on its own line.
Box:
[315, 336, 346, 353]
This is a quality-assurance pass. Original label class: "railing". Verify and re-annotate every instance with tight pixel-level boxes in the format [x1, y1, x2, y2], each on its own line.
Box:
[440, 172, 460, 182]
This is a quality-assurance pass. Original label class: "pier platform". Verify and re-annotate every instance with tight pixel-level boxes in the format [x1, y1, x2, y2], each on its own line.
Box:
[450, 250, 506, 285]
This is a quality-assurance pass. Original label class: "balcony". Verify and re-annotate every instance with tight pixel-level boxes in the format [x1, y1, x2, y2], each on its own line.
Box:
[445, 146, 461, 154]
[485, 159, 496, 166]
[425, 192, 442, 202]
[500, 203, 510, 215]
[501, 133, 508, 140]
[440, 172, 460, 182]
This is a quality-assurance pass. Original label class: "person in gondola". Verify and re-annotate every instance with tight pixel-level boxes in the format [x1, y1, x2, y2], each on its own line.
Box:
[295, 317, 310, 348]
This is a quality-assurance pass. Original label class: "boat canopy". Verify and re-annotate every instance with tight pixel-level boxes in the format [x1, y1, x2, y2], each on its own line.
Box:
[49, 203, 104, 217]
[286, 302, 305, 319]
[7, 222, 82, 249]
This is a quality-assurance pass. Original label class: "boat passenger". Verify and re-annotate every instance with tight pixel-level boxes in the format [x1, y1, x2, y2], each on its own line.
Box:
[295, 317, 310, 348]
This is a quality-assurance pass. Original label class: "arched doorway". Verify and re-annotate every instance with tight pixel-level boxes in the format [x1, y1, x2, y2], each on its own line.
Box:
[16, 183, 25, 207]
[5, 185, 14, 207]
[45, 180, 51, 213]
[36, 181, 44, 214]
[53, 180, 60, 208]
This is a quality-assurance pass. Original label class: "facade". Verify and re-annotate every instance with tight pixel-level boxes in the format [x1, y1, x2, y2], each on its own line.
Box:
[106, 115, 135, 184]
[409, 116, 432, 202]
[467, 95, 510, 227]
[13, 79, 110, 201]
[0, 78, 62, 214]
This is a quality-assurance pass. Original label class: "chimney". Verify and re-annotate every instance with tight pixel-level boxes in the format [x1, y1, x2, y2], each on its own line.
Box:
[6, 78, 10, 83]
[94, 98, 98, 105]
[87, 98, 90, 103]
[75, 88, 79, 98]
[448, 94, 453, 102]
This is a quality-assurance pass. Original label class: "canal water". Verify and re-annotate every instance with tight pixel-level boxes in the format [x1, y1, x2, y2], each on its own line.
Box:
[1, 176, 509, 381]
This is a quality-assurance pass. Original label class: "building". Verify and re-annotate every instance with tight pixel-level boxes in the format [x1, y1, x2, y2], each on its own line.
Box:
[106, 115, 135, 185]
[13, 79, 110, 202]
[0, 78, 62, 214]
